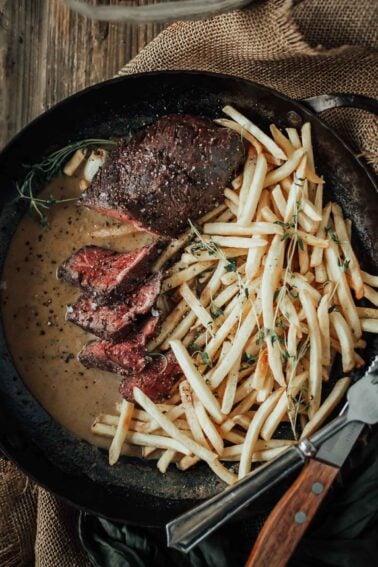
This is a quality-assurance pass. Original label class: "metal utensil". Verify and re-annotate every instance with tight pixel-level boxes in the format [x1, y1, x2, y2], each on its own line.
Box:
[246, 356, 378, 566]
[64, 0, 253, 24]
[167, 357, 378, 552]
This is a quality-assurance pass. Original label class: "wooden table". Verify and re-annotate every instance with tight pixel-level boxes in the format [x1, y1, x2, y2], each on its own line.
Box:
[0, 0, 164, 149]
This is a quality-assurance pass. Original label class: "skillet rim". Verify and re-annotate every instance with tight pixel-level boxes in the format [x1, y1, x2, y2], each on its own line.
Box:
[0, 70, 376, 526]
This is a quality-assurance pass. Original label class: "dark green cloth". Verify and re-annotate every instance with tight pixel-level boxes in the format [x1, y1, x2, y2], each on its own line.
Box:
[79, 429, 378, 567]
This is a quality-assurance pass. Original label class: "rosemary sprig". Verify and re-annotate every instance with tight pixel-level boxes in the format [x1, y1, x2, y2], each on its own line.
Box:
[16, 138, 116, 226]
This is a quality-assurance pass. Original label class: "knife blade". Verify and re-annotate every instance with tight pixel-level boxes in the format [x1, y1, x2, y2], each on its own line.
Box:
[167, 356, 378, 552]
[315, 419, 364, 467]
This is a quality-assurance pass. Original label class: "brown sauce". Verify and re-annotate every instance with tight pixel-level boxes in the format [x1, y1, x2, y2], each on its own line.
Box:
[1, 175, 153, 449]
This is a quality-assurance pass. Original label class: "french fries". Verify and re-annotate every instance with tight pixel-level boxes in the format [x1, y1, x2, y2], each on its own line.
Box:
[90, 108, 377, 485]
[108, 400, 134, 465]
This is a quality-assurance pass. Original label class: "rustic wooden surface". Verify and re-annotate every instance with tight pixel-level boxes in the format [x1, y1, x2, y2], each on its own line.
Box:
[0, 0, 165, 149]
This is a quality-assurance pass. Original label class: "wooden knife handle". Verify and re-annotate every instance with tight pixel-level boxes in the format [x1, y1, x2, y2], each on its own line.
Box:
[245, 459, 339, 567]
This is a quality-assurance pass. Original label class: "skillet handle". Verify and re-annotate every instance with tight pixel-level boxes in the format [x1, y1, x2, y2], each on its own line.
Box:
[300, 94, 378, 115]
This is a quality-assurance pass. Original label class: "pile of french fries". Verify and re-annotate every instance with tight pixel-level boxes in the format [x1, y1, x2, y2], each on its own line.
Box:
[92, 106, 378, 485]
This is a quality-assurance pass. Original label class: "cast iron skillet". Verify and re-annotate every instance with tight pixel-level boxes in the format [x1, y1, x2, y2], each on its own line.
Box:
[0, 72, 377, 527]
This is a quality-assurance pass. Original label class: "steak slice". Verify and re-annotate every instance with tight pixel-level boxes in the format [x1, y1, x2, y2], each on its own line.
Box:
[66, 272, 162, 341]
[78, 315, 159, 376]
[57, 242, 160, 301]
[119, 350, 182, 402]
[79, 114, 245, 237]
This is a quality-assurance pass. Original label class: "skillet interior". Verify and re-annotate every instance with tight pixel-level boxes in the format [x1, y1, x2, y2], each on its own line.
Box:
[0, 71, 377, 526]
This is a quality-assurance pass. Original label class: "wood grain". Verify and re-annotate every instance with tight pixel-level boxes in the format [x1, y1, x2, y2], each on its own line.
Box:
[0, 0, 164, 149]
[245, 459, 340, 567]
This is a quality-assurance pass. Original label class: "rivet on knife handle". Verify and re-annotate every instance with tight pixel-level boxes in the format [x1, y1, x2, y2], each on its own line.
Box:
[245, 459, 339, 567]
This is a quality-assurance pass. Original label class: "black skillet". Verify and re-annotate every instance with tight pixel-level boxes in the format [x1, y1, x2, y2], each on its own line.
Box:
[0, 72, 377, 527]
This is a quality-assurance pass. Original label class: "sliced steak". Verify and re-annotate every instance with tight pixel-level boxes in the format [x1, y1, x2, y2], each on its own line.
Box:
[78, 315, 159, 376]
[57, 242, 160, 301]
[119, 350, 182, 402]
[66, 272, 162, 341]
[79, 114, 245, 237]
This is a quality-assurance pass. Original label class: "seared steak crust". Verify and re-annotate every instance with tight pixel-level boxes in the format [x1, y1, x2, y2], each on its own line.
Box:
[119, 350, 182, 402]
[79, 114, 245, 237]
[57, 242, 160, 302]
[66, 273, 162, 341]
[78, 315, 159, 376]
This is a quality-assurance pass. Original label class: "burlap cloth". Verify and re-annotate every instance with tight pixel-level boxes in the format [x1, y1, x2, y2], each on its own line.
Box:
[0, 1, 377, 565]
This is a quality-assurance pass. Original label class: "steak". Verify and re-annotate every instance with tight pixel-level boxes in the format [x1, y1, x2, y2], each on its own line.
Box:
[79, 114, 245, 237]
[78, 315, 159, 376]
[119, 350, 182, 402]
[57, 242, 160, 301]
[66, 272, 162, 341]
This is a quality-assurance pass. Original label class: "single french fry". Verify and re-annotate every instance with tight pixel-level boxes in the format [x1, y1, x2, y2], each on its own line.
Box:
[92, 422, 191, 454]
[332, 202, 364, 298]
[271, 184, 287, 218]
[261, 371, 308, 440]
[108, 400, 134, 465]
[238, 149, 256, 219]
[222, 105, 286, 161]
[225, 198, 238, 216]
[261, 235, 286, 386]
[356, 307, 378, 319]
[315, 262, 328, 283]
[63, 148, 86, 176]
[300, 377, 352, 438]
[270, 124, 295, 158]
[209, 306, 258, 389]
[256, 373, 274, 402]
[238, 388, 284, 479]
[224, 188, 240, 206]
[208, 460, 238, 485]
[360, 318, 378, 333]
[204, 235, 267, 249]
[301, 123, 314, 170]
[299, 289, 322, 418]
[330, 311, 355, 372]
[157, 449, 176, 473]
[179, 381, 208, 444]
[170, 340, 223, 423]
[286, 128, 301, 149]
[325, 242, 361, 338]
[284, 155, 307, 222]
[232, 173, 243, 190]
[310, 202, 332, 267]
[215, 118, 264, 154]
[193, 396, 224, 456]
[364, 284, 378, 306]
[361, 271, 378, 287]
[205, 301, 247, 359]
[252, 348, 269, 390]
[179, 283, 213, 334]
[288, 272, 321, 303]
[147, 299, 188, 351]
[302, 197, 322, 222]
[221, 354, 241, 414]
[317, 293, 331, 366]
[263, 149, 305, 188]
[298, 241, 309, 275]
[238, 153, 268, 226]
[162, 261, 213, 292]
[203, 222, 282, 237]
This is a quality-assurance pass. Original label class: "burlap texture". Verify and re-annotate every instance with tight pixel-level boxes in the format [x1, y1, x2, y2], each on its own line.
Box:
[1, 1, 377, 565]
[120, 0, 378, 166]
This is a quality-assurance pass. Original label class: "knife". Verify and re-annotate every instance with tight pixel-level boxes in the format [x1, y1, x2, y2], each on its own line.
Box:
[167, 356, 378, 553]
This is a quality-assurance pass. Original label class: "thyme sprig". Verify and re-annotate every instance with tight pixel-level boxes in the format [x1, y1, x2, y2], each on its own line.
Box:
[16, 138, 116, 226]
